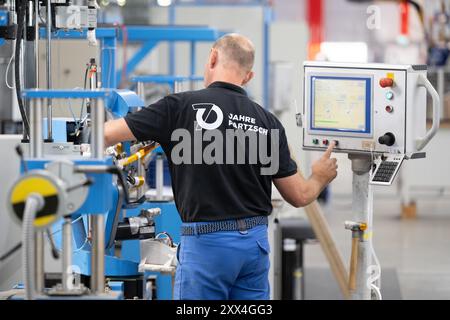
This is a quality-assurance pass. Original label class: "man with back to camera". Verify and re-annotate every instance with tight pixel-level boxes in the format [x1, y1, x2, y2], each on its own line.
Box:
[104, 33, 338, 300]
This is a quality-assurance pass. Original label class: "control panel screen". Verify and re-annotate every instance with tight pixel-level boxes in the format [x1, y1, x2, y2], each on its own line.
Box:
[310, 76, 372, 134]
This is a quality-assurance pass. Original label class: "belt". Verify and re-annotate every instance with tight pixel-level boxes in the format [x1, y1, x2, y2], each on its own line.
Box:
[181, 216, 268, 236]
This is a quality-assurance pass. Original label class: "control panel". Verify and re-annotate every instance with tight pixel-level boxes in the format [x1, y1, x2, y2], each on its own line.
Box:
[301, 61, 440, 158]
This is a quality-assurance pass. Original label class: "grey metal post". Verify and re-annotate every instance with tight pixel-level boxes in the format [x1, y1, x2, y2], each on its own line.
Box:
[156, 154, 164, 200]
[174, 81, 182, 94]
[348, 154, 372, 300]
[46, 0, 52, 141]
[90, 99, 105, 158]
[34, 231, 44, 294]
[90, 214, 105, 294]
[20, 36, 27, 141]
[62, 217, 73, 291]
[30, 98, 43, 158]
[137, 81, 145, 101]
[90, 96, 105, 294]
[437, 68, 445, 119]
[34, 0, 39, 87]
[29, 97, 44, 293]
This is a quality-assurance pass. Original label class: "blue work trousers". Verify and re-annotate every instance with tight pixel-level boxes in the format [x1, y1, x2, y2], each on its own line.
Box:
[174, 224, 270, 300]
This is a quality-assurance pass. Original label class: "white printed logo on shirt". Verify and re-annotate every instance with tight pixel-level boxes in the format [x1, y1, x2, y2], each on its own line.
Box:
[192, 103, 224, 130]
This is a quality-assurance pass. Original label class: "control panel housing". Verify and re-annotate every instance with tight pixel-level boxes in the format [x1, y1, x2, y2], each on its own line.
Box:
[302, 61, 431, 157]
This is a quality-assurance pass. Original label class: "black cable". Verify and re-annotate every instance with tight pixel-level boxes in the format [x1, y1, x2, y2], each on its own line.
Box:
[107, 166, 146, 206]
[15, 0, 30, 139]
[0, 242, 22, 262]
[79, 65, 89, 122]
[15, 144, 28, 172]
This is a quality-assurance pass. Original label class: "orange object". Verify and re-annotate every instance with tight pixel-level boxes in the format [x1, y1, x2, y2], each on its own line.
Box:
[306, 0, 324, 60]
[379, 78, 394, 88]
[400, 1, 409, 36]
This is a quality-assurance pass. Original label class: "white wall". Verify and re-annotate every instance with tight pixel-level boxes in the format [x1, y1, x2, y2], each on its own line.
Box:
[269, 21, 309, 173]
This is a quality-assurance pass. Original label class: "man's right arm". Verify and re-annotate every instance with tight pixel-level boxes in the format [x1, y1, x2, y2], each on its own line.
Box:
[104, 96, 175, 148]
[273, 142, 338, 208]
[104, 118, 136, 147]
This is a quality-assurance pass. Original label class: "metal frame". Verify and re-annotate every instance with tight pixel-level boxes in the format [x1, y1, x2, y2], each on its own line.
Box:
[22, 89, 112, 297]
[39, 26, 222, 90]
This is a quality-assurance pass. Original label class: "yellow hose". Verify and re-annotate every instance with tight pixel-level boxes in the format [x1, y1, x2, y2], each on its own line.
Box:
[118, 145, 157, 168]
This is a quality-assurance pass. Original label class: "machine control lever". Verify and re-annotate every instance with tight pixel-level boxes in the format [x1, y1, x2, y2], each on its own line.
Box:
[378, 132, 395, 146]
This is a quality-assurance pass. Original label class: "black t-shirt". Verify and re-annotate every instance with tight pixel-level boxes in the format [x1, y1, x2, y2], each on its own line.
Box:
[124, 81, 297, 222]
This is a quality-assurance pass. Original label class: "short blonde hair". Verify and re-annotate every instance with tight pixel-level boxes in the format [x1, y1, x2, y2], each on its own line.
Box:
[213, 33, 255, 74]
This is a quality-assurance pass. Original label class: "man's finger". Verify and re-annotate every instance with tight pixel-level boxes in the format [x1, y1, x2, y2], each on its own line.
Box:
[322, 141, 335, 159]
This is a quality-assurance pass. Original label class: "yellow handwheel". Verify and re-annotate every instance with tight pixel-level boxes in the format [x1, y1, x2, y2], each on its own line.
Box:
[8, 170, 66, 229]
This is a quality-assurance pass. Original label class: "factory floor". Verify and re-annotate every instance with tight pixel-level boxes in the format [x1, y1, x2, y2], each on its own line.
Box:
[304, 196, 450, 300]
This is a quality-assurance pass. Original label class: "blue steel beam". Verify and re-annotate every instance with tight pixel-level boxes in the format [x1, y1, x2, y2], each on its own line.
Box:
[116, 40, 158, 86]
[130, 75, 203, 84]
[39, 26, 222, 42]
[22, 89, 110, 99]
[102, 35, 118, 88]
[122, 26, 223, 42]
[39, 27, 117, 40]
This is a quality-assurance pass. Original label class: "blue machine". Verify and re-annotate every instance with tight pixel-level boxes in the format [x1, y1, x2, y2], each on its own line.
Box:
[4, 19, 222, 299]
[0, 9, 7, 47]
[21, 88, 181, 299]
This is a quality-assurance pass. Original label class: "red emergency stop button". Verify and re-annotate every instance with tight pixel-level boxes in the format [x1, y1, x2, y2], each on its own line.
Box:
[379, 78, 394, 88]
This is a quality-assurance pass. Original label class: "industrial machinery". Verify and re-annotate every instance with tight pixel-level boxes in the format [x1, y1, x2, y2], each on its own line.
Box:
[4, 89, 180, 300]
[299, 61, 440, 299]
[0, 1, 178, 300]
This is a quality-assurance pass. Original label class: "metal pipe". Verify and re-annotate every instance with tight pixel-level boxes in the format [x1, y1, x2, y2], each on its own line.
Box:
[62, 217, 73, 291]
[34, 230, 44, 294]
[90, 214, 105, 294]
[137, 157, 146, 199]
[21, 37, 27, 142]
[174, 81, 182, 94]
[46, 0, 52, 141]
[437, 68, 445, 119]
[30, 99, 43, 158]
[9, 0, 15, 12]
[90, 99, 105, 158]
[137, 81, 145, 101]
[156, 154, 164, 200]
[34, 0, 39, 88]
[31, 97, 45, 294]
[27, 1, 33, 26]
[75, 165, 111, 173]
[90, 69, 97, 90]
[21, 23, 27, 141]
[190, 41, 196, 91]
[22, 194, 44, 300]
[348, 154, 372, 300]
